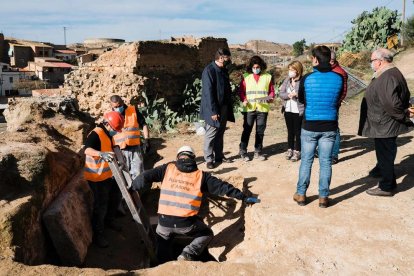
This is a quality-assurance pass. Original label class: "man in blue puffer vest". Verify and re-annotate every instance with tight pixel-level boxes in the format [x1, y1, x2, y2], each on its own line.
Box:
[293, 45, 343, 208]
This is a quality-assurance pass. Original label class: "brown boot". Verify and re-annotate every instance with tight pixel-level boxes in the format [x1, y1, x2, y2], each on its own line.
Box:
[293, 193, 306, 206]
[319, 197, 329, 208]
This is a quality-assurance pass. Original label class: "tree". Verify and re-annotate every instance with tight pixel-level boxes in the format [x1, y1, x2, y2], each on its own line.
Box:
[292, 39, 306, 57]
[402, 15, 414, 46]
[340, 7, 401, 52]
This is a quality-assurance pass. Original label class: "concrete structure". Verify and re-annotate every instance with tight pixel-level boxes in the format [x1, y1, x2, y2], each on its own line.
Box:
[54, 49, 77, 63]
[77, 53, 95, 65]
[9, 43, 33, 68]
[315, 42, 342, 53]
[8, 40, 53, 68]
[84, 38, 125, 45]
[0, 62, 33, 96]
[27, 57, 73, 85]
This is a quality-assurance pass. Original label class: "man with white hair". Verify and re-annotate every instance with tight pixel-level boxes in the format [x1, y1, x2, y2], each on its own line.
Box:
[358, 48, 412, 196]
[132, 145, 257, 262]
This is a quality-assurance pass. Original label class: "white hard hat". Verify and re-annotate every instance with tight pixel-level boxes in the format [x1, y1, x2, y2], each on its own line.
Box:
[177, 145, 195, 159]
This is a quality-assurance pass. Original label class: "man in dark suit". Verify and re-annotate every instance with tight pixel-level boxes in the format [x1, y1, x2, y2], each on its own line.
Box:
[359, 48, 412, 197]
[200, 48, 235, 169]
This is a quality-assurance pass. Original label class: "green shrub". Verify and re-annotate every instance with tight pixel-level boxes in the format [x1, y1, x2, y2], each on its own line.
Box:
[340, 7, 401, 52]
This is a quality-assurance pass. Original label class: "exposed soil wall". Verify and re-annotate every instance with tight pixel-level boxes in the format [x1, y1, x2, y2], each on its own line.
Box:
[0, 97, 88, 264]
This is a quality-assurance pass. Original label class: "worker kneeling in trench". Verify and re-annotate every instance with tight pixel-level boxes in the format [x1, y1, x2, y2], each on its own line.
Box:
[132, 145, 259, 262]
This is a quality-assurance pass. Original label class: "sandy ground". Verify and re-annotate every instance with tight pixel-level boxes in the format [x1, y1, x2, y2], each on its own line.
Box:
[1, 56, 414, 275]
[129, 94, 412, 275]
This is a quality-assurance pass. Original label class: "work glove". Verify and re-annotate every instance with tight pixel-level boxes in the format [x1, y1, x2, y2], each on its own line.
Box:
[142, 139, 151, 154]
[244, 196, 261, 206]
[99, 152, 114, 162]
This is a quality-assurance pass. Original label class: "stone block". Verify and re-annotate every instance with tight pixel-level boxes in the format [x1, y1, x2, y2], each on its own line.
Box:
[43, 171, 93, 266]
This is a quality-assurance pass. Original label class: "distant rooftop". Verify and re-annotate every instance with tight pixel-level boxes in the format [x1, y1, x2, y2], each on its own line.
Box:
[55, 49, 77, 54]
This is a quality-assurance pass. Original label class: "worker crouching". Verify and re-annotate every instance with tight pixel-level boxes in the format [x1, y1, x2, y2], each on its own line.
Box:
[132, 145, 258, 262]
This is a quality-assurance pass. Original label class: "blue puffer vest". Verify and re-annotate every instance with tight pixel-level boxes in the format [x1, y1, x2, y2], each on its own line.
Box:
[304, 68, 343, 121]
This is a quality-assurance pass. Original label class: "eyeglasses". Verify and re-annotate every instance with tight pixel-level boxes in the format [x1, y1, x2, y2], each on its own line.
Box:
[370, 58, 380, 62]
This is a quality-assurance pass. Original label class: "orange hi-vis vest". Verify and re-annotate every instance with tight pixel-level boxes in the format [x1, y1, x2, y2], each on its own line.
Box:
[158, 163, 203, 217]
[84, 127, 113, 182]
[113, 106, 141, 149]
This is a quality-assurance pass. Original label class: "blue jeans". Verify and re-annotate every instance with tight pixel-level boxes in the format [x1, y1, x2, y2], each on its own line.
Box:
[296, 129, 336, 198]
[332, 128, 340, 158]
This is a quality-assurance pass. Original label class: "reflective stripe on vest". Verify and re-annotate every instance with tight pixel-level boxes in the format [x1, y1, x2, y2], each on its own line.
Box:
[113, 106, 141, 149]
[84, 127, 113, 182]
[158, 163, 203, 217]
[244, 73, 272, 113]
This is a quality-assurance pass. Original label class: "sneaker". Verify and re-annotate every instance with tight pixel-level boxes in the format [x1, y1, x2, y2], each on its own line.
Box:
[206, 162, 214, 169]
[177, 251, 195, 261]
[254, 152, 266, 161]
[290, 151, 300, 162]
[285, 149, 293, 160]
[94, 233, 109, 248]
[240, 153, 250, 162]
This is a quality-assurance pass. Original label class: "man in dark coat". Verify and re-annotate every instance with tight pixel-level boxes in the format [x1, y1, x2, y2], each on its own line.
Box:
[200, 48, 235, 169]
[358, 48, 412, 196]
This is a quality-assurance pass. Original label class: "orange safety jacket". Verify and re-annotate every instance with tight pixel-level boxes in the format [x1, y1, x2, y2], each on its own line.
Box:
[84, 127, 113, 182]
[113, 106, 141, 149]
[158, 163, 203, 217]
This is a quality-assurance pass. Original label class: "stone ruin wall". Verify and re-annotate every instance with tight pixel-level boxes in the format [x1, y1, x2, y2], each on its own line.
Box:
[65, 37, 228, 119]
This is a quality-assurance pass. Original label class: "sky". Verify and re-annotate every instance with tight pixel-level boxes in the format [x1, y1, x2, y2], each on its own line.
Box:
[0, 0, 413, 45]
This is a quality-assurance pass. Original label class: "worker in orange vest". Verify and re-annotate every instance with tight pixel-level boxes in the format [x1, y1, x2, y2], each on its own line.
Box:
[110, 95, 150, 180]
[84, 111, 124, 248]
[132, 145, 258, 262]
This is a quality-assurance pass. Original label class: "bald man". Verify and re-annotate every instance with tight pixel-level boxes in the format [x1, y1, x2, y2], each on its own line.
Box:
[358, 48, 412, 197]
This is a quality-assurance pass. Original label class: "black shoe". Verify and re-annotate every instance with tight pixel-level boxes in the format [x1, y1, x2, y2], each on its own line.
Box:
[366, 187, 396, 197]
[240, 153, 250, 162]
[94, 233, 109, 248]
[206, 162, 214, 169]
[216, 157, 233, 163]
[368, 167, 382, 178]
[177, 251, 195, 261]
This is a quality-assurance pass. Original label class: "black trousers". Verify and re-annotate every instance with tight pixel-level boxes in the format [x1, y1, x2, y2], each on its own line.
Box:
[374, 137, 397, 191]
[88, 178, 122, 233]
[239, 111, 268, 153]
[284, 111, 303, 151]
